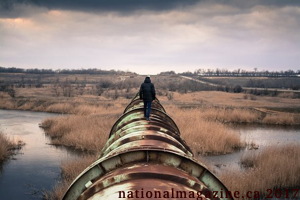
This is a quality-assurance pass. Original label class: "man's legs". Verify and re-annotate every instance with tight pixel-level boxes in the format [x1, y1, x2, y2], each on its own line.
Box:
[145, 101, 152, 120]
[143, 100, 147, 117]
[143, 100, 152, 120]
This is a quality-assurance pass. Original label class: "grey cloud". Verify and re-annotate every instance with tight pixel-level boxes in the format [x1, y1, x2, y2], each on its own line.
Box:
[209, 0, 300, 8]
[2, 0, 300, 18]
[0, 0, 200, 18]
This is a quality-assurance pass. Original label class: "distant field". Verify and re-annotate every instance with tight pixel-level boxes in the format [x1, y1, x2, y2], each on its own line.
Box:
[199, 76, 300, 89]
[1, 72, 300, 114]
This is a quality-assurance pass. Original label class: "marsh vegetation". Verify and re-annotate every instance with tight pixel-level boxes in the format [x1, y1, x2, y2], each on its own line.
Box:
[0, 70, 299, 199]
[0, 132, 24, 163]
[221, 145, 300, 199]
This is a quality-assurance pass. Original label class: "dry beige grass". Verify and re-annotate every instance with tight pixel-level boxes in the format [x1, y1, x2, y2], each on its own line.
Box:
[200, 107, 260, 123]
[220, 145, 300, 199]
[0, 92, 15, 109]
[168, 106, 245, 155]
[42, 113, 119, 152]
[42, 104, 247, 155]
[171, 91, 300, 109]
[45, 103, 75, 114]
[2, 87, 300, 125]
[0, 132, 12, 161]
[73, 103, 125, 116]
[262, 113, 295, 125]
[0, 89, 128, 114]
[40, 99, 125, 153]
[0, 132, 23, 162]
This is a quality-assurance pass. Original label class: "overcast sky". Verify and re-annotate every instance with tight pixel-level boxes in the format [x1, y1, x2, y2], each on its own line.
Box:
[0, 0, 299, 74]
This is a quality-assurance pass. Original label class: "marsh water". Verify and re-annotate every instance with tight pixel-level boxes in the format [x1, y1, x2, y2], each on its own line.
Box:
[0, 110, 299, 200]
[0, 109, 81, 200]
[203, 125, 300, 174]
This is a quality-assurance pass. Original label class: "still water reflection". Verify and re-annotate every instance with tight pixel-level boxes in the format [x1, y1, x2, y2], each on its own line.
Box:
[203, 125, 300, 174]
[0, 110, 80, 200]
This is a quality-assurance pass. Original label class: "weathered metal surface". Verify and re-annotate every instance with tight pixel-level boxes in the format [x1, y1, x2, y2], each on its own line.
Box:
[124, 97, 166, 114]
[63, 94, 234, 200]
[79, 164, 212, 200]
[109, 108, 180, 137]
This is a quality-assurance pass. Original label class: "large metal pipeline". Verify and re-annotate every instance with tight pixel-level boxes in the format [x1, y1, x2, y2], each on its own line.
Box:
[63, 94, 234, 200]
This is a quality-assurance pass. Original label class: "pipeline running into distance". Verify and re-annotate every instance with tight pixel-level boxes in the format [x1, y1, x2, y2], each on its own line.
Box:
[63, 94, 233, 200]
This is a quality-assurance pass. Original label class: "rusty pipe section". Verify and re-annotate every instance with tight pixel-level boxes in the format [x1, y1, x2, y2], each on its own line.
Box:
[63, 94, 233, 200]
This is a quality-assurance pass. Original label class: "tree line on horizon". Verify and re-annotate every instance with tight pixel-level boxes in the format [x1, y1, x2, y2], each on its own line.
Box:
[0, 67, 135, 75]
[0, 66, 299, 77]
[177, 68, 300, 77]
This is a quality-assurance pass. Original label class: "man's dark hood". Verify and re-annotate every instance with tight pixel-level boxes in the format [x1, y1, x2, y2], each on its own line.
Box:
[144, 77, 151, 83]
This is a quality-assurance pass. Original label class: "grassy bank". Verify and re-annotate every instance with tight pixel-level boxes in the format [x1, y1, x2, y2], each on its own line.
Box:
[41, 104, 246, 155]
[169, 106, 245, 155]
[40, 98, 124, 153]
[42, 114, 119, 153]
[0, 132, 23, 162]
[197, 107, 298, 125]
[0, 91, 129, 114]
[220, 145, 300, 199]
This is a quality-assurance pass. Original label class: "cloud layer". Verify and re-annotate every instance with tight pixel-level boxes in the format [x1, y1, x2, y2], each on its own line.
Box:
[1, 0, 200, 18]
[0, 1, 299, 74]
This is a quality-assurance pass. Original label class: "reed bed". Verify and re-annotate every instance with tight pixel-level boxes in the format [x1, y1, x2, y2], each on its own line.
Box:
[169, 107, 245, 155]
[0, 132, 12, 161]
[0, 93, 15, 110]
[73, 103, 124, 116]
[200, 107, 260, 124]
[45, 103, 75, 114]
[0, 132, 23, 162]
[172, 91, 300, 109]
[41, 99, 124, 153]
[262, 113, 295, 125]
[42, 104, 246, 155]
[220, 145, 300, 199]
[42, 114, 119, 152]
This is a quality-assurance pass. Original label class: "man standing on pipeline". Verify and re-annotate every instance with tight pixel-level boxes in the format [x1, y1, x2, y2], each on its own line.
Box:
[139, 75, 156, 121]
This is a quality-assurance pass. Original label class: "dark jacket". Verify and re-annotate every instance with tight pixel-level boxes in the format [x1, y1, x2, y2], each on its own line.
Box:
[139, 77, 156, 101]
